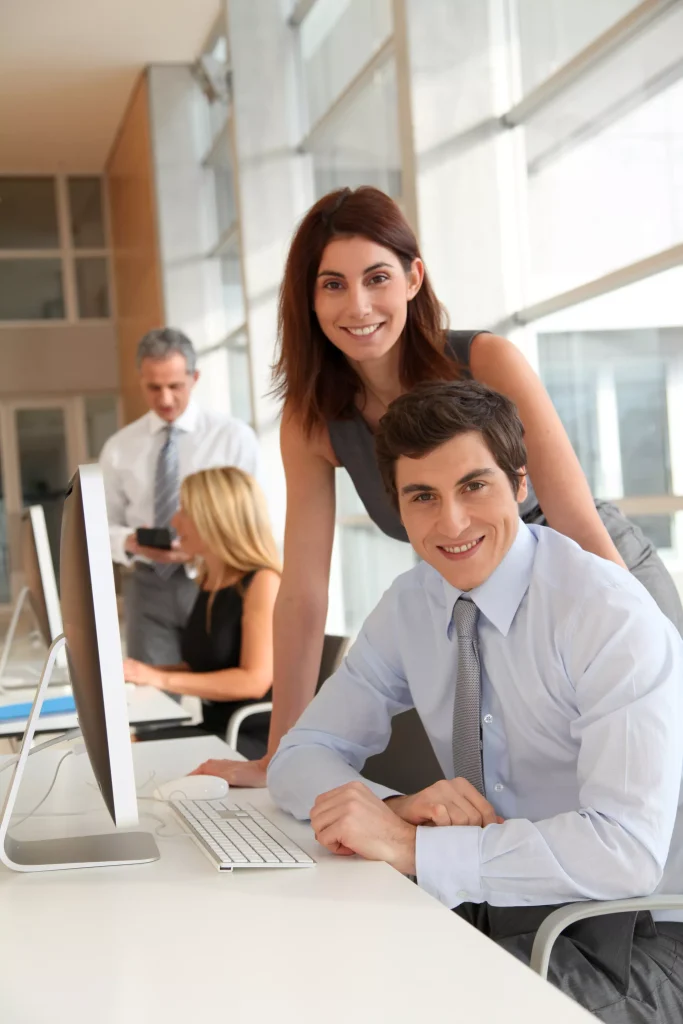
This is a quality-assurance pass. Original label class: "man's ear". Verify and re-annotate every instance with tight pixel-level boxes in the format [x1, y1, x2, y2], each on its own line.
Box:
[516, 468, 528, 505]
[191, 370, 200, 385]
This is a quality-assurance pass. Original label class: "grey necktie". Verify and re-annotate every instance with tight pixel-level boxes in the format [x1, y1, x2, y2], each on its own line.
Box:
[153, 424, 180, 580]
[452, 597, 485, 795]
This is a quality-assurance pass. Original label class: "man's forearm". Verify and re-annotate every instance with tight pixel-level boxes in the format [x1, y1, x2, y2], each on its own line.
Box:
[268, 743, 399, 820]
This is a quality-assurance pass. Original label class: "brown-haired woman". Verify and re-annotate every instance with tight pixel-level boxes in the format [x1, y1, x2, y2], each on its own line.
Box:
[211, 185, 683, 787]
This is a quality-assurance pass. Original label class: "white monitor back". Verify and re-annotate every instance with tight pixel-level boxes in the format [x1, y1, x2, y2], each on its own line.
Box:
[60, 464, 138, 828]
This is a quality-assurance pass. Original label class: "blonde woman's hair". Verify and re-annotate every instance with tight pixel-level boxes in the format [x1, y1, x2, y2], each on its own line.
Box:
[179, 467, 281, 588]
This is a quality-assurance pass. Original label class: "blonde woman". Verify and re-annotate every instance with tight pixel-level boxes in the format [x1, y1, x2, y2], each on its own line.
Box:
[123, 467, 280, 758]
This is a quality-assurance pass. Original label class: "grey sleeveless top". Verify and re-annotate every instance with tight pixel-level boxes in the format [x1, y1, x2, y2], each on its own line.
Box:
[327, 330, 540, 542]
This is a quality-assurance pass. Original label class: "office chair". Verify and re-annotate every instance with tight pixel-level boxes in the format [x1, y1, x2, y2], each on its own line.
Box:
[529, 894, 683, 979]
[225, 633, 350, 751]
[361, 708, 444, 794]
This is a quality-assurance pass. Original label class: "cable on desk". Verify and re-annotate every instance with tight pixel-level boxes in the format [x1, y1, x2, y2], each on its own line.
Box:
[9, 751, 73, 830]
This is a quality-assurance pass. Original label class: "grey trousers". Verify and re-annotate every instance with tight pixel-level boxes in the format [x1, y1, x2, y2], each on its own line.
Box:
[123, 564, 198, 665]
[456, 903, 683, 1022]
[525, 499, 683, 636]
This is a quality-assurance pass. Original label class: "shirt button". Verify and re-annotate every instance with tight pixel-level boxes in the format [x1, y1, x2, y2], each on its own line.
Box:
[494, 783, 504, 793]
[457, 890, 469, 900]
[483, 714, 493, 724]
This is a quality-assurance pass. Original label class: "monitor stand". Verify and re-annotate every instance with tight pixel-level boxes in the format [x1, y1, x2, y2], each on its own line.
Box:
[0, 634, 159, 873]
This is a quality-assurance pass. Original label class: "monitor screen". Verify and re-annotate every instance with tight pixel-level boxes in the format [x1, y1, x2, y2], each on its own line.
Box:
[60, 465, 138, 828]
[20, 506, 62, 647]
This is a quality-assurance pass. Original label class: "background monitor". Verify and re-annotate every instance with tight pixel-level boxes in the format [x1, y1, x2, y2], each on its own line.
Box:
[60, 464, 138, 828]
[21, 504, 63, 647]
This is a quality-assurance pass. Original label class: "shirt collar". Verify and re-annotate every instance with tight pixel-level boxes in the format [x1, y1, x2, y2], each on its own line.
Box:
[441, 520, 537, 638]
[148, 399, 199, 436]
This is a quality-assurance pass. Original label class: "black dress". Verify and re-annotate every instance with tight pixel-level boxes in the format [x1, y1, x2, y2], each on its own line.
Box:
[180, 571, 272, 758]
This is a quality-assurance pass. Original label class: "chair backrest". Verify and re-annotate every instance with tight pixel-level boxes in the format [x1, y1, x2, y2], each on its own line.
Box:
[362, 709, 445, 794]
[316, 634, 350, 692]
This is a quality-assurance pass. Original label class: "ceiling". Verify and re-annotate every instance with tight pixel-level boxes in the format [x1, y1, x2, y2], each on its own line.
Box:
[0, 0, 220, 172]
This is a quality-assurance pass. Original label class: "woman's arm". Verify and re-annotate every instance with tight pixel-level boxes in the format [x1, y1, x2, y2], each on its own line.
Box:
[470, 333, 624, 566]
[143, 569, 281, 700]
[266, 410, 337, 753]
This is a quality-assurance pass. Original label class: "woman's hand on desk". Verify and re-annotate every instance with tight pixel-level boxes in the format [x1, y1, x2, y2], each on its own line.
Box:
[122, 658, 166, 689]
[190, 756, 269, 788]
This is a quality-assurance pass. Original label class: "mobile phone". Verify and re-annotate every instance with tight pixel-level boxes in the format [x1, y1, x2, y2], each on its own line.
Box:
[136, 527, 173, 550]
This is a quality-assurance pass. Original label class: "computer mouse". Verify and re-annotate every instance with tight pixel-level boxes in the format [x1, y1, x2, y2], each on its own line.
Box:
[153, 775, 230, 801]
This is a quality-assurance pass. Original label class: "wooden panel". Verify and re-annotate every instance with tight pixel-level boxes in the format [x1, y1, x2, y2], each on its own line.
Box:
[105, 73, 164, 424]
[0, 325, 118, 395]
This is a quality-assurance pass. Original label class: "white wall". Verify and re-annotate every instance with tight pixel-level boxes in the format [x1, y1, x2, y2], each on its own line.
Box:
[147, 64, 232, 416]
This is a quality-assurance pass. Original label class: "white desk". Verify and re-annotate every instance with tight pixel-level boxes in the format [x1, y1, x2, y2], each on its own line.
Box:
[0, 735, 590, 1023]
[0, 683, 190, 738]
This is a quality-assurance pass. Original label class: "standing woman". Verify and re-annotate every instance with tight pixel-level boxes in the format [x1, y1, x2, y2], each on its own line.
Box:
[196, 186, 683, 787]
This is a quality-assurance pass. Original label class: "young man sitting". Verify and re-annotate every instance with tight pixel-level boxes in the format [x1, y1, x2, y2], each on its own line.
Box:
[268, 381, 683, 1022]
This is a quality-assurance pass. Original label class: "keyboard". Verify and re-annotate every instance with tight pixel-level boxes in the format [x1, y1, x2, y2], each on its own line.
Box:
[170, 798, 316, 872]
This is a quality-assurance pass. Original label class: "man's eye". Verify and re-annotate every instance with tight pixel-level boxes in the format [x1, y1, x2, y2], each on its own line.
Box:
[412, 493, 434, 503]
[465, 482, 485, 492]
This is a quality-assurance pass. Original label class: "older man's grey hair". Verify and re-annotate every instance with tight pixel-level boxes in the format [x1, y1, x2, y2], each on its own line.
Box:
[136, 328, 197, 373]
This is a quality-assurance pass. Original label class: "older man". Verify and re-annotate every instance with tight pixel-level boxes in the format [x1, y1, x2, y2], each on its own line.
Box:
[100, 327, 259, 664]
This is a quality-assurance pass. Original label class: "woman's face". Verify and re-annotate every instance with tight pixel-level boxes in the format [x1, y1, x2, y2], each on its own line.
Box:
[172, 505, 206, 558]
[313, 236, 423, 366]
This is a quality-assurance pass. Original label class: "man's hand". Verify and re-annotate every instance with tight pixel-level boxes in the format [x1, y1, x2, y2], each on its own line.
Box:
[124, 533, 190, 565]
[386, 778, 504, 828]
[310, 781, 417, 874]
[190, 756, 269, 788]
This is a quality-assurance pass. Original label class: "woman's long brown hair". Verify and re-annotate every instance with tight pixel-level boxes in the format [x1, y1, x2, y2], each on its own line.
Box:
[272, 186, 463, 436]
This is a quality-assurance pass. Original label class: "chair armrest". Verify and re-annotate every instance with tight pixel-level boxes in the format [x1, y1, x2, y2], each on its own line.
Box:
[225, 702, 273, 752]
[530, 895, 683, 979]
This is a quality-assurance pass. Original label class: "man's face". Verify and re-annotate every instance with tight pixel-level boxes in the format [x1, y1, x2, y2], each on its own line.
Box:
[139, 354, 198, 422]
[395, 431, 527, 591]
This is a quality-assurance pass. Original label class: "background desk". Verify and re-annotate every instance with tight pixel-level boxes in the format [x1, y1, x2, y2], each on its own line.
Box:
[0, 735, 589, 1023]
[0, 683, 190, 738]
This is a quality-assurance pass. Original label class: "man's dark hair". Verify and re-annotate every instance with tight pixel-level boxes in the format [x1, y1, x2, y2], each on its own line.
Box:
[376, 381, 527, 509]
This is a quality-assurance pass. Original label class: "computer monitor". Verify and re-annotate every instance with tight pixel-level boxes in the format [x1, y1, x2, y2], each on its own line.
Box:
[0, 464, 159, 872]
[21, 505, 63, 647]
[0, 505, 66, 688]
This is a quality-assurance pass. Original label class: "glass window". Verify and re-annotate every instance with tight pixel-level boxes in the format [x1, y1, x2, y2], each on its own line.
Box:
[206, 133, 237, 243]
[75, 257, 110, 318]
[523, 2, 683, 300]
[219, 250, 245, 333]
[0, 260, 64, 320]
[68, 177, 106, 249]
[310, 60, 401, 199]
[84, 395, 119, 459]
[226, 332, 253, 424]
[0, 425, 10, 604]
[537, 324, 683, 558]
[16, 408, 69, 574]
[335, 469, 416, 636]
[516, 0, 643, 95]
[0, 177, 59, 249]
[300, 0, 392, 126]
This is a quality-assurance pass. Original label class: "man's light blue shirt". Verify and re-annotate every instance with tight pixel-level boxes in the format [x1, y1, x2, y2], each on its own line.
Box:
[268, 522, 683, 914]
